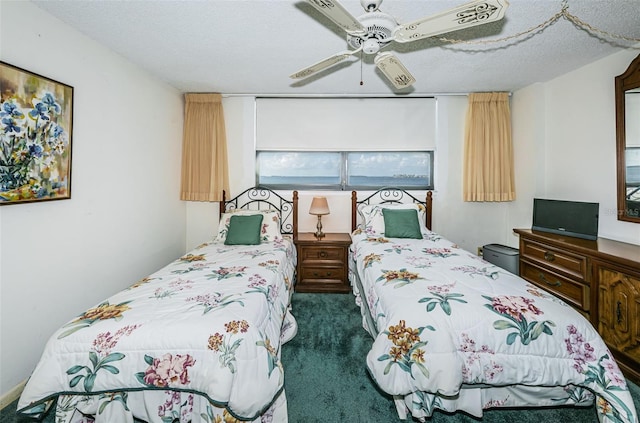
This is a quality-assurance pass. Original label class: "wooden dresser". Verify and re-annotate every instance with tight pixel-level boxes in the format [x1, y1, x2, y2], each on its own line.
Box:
[295, 232, 352, 293]
[514, 229, 640, 383]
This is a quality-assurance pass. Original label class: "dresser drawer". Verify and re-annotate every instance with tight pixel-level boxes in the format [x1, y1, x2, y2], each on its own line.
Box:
[299, 246, 346, 264]
[521, 239, 588, 281]
[521, 260, 590, 311]
[300, 266, 346, 282]
[514, 228, 640, 383]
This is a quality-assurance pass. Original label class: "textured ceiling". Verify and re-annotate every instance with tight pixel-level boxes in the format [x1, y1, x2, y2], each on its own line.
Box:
[31, 0, 640, 95]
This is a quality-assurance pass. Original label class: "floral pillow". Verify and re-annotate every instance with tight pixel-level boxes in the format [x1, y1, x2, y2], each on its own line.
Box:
[358, 203, 429, 237]
[216, 209, 282, 243]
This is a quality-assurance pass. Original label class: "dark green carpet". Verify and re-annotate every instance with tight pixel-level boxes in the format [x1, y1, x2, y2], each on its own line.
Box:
[2, 292, 639, 422]
[280, 293, 640, 423]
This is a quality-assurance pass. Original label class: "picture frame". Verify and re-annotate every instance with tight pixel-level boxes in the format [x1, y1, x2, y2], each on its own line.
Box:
[0, 61, 73, 205]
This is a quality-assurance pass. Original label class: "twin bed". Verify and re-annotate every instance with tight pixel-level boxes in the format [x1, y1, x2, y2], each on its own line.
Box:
[17, 186, 639, 423]
[18, 187, 299, 423]
[348, 188, 638, 423]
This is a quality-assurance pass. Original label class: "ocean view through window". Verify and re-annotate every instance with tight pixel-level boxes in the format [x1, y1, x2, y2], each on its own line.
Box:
[256, 151, 433, 190]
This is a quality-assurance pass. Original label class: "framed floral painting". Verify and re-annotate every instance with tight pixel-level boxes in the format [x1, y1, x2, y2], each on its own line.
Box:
[0, 61, 73, 204]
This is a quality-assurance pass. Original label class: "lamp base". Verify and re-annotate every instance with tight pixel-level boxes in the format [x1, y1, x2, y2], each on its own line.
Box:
[315, 215, 325, 239]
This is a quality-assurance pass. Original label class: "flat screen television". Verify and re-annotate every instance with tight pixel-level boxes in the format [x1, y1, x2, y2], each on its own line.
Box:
[532, 198, 599, 240]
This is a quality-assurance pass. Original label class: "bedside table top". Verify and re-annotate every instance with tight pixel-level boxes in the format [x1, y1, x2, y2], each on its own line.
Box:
[296, 232, 352, 244]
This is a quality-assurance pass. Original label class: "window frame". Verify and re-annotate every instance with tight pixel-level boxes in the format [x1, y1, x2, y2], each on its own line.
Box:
[256, 150, 434, 191]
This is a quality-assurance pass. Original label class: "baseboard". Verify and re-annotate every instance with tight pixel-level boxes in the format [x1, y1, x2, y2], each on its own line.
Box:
[0, 380, 26, 411]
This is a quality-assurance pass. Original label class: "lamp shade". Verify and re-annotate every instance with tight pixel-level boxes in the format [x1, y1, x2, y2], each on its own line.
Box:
[309, 197, 330, 215]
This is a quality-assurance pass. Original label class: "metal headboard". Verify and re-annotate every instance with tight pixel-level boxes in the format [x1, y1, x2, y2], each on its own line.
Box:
[351, 187, 433, 232]
[220, 187, 298, 239]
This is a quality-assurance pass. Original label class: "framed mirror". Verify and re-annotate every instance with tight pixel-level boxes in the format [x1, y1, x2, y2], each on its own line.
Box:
[616, 54, 640, 223]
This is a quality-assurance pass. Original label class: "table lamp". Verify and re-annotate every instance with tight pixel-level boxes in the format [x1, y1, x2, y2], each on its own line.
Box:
[309, 196, 330, 239]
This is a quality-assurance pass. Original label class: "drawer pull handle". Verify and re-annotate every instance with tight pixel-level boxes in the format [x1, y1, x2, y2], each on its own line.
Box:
[318, 251, 328, 258]
[616, 301, 623, 324]
[312, 271, 332, 277]
[543, 251, 555, 262]
[538, 273, 561, 287]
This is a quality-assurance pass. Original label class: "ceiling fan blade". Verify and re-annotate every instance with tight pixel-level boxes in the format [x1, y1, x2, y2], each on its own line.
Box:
[374, 53, 416, 90]
[290, 49, 361, 79]
[305, 0, 366, 35]
[393, 0, 509, 43]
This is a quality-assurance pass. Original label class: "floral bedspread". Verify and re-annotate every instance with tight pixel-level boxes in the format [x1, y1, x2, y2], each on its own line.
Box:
[18, 238, 298, 423]
[349, 230, 639, 423]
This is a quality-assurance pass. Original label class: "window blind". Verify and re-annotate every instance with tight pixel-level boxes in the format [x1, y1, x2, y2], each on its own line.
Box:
[256, 97, 436, 151]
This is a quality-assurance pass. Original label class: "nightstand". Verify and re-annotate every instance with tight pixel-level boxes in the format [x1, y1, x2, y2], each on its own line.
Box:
[295, 232, 352, 293]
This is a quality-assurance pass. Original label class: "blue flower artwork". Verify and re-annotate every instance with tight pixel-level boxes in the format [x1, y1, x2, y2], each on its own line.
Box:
[0, 62, 73, 204]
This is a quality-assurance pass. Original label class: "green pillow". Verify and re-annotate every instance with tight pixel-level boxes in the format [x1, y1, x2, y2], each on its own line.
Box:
[382, 208, 423, 239]
[224, 214, 264, 245]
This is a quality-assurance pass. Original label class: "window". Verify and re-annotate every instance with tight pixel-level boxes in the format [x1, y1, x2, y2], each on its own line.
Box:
[256, 151, 433, 190]
[257, 151, 342, 189]
[254, 97, 437, 191]
[347, 151, 433, 189]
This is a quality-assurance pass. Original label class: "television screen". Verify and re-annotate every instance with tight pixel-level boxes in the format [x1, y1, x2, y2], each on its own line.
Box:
[532, 198, 599, 240]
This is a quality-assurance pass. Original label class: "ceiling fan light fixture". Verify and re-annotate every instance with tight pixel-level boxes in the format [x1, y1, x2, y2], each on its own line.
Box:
[346, 11, 397, 52]
[362, 38, 380, 54]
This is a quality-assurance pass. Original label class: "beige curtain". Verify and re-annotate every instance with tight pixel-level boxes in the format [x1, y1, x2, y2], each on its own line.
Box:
[180, 93, 229, 202]
[463, 92, 515, 202]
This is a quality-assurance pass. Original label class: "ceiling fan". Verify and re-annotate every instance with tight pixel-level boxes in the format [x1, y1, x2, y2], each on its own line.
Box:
[290, 0, 509, 90]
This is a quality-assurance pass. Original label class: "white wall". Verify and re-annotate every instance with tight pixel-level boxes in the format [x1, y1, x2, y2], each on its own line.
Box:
[0, 1, 186, 400]
[184, 96, 361, 249]
[186, 96, 528, 253]
[513, 49, 640, 245]
[432, 96, 527, 252]
[2, 0, 639, 406]
[185, 50, 640, 253]
[510, 83, 547, 231]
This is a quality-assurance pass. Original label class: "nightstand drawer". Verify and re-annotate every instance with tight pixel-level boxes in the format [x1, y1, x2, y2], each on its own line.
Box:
[521, 239, 588, 281]
[301, 266, 346, 282]
[300, 246, 345, 263]
[521, 260, 590, 311]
